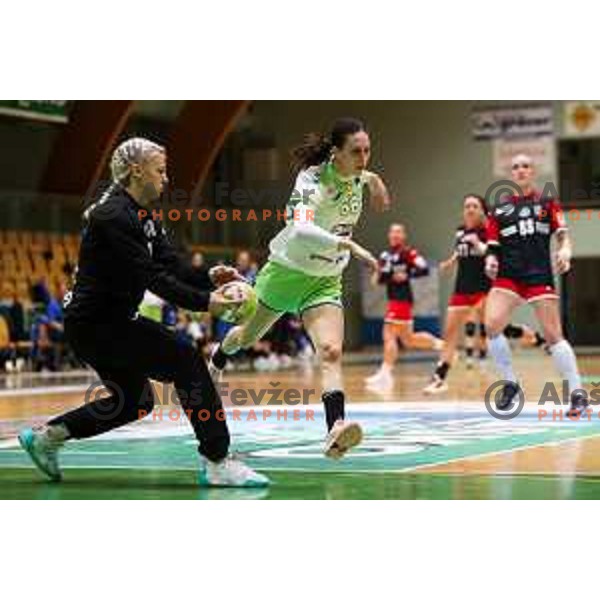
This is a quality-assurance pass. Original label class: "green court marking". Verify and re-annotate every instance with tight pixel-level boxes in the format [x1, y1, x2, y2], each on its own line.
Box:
[0, 468, 599, 500]
[2, 404, 600, 476]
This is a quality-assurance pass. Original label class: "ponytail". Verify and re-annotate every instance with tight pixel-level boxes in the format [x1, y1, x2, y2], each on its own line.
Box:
[291, 117, 367, 173]
[291, 133, 333, 172]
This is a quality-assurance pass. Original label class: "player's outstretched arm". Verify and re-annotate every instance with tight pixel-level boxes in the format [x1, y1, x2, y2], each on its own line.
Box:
[337, 238, 378, 271]
[439, 252, 458, 273]
[364, 171, 391, 212]
[555, 229, 572, 274]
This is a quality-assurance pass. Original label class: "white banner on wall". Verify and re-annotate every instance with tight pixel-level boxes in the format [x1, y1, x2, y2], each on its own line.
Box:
[563, 101, 600, 138]
[492, 137, 556, 179]
[471, 104, 554, 140]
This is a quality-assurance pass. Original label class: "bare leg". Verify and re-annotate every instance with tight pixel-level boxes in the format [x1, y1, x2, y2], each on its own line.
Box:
[423, 307, 470, 394]
[382, 322, 400, 370]
[440, 308, 471, 365]
[301, 303, 362, 457]
[302, 304, 345, 396]
[395, 322, 444, 351]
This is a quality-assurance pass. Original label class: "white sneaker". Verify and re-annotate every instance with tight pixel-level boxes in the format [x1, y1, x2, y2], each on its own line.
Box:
[365, 368, 394, 390]
[423, 377, 449, 396]
[324, 420, 363, 459]
[278, 354, 293, 369]
[253, 356, 269, 371]
[198, 455, 270, 487]
[18, 427, 64, 482]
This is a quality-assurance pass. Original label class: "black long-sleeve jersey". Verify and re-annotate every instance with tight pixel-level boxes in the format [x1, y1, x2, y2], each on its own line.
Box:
[378, 245, 429, 303]
[453, 225, 491, 294]
[64, 185, 212, 324]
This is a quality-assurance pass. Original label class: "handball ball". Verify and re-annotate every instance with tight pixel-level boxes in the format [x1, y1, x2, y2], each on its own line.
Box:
[218, 281, 258, 324]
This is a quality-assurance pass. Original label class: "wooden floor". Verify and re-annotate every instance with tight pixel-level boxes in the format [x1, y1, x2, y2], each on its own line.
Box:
[1, 350, 600, 498]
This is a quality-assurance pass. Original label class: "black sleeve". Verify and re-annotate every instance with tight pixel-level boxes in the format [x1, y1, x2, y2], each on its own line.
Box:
[97, 212, 212, 312]
[153, 227, 214, 291]
[378, 252, 392, 284]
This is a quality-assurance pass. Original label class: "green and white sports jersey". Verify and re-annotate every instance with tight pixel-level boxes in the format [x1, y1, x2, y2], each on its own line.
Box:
[269, 162, 367, 277]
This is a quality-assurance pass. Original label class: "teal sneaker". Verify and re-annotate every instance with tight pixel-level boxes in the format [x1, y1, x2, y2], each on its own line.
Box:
[18, 427, 63, 482]
[198, 455, 270, 488]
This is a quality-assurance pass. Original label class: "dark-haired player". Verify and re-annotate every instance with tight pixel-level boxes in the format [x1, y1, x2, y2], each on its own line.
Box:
[424, 194, 489, 394]
[367, 223, 443, 391]
[209, 118, 390, 458]
[484, 154, 586, 415]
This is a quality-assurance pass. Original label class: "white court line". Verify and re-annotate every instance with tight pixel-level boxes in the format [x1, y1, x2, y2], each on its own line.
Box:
[402, 430, 600, 474]
[0, 384, 90, 399]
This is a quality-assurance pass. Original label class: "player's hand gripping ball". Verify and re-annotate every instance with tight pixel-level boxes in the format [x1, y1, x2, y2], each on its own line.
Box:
[215, 281, 258, 324]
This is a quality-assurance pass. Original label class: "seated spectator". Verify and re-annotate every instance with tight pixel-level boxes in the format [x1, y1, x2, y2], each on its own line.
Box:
[29, 279, 61, 372]
[175, 312, 211, 356]
[235, 250, 257, 284]
[0, 282, 28, 372]
[188, 251, 212, 290]
[162, 303, 178, 328]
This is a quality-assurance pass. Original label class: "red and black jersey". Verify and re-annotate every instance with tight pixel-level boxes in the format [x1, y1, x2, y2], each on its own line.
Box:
[486, 192, 566, 286]
[378, 246, 429, 303]
[454, 225, 491, 295]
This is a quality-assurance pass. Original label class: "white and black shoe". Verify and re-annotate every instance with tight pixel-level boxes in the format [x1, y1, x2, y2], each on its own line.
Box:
[198, 455, 270, 487]
[423, 376, 449, 396]
[495, 381, 521, 411]
[324, 420, 363, 459]
[18, 427, 64, 482]
[566, 390, 589, 418]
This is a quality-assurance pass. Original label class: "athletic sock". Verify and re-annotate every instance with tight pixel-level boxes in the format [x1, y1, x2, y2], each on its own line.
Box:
[434, 361, 450, 381]
[211, 345, 229, 370]
[488, 334, 517, 382]
[322, 390, 345, 431]
[549, 340, 582, 396]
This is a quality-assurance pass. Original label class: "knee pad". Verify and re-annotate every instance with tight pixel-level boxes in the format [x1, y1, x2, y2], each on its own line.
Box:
[320, 343, 342, 363]
[504, 324, 524, 339]
[479, 323, 487, 338]
[465, 322, 476, 337]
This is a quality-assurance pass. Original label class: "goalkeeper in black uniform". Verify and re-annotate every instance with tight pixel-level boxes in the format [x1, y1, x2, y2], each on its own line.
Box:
[18, 137, 269, 487]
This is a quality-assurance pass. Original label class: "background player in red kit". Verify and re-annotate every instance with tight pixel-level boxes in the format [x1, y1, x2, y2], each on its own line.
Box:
[423, 194, 490, 394]
[366, 223, 443, 391]
[484, 154, 587, 414]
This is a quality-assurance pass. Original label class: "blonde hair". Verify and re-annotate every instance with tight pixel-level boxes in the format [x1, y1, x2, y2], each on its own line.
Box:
[110, 137, 165, 185]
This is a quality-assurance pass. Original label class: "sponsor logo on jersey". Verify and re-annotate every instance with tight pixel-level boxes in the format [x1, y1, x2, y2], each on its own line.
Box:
[519, 206, 531, 218]
[495, 204, 515, 217]
[143, 220, 156, 239]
